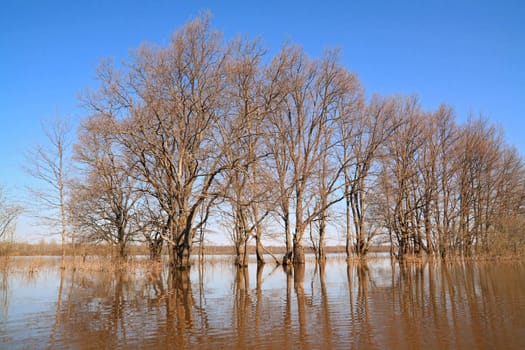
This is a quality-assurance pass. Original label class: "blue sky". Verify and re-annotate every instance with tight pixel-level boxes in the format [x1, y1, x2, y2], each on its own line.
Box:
[1, 0, 524, 240]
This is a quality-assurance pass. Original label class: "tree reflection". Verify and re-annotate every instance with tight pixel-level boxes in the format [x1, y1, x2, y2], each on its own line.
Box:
[390, 260, 516, 349]
[48, 268, 65, 349]
[11, 257, 523, 349]
[294, 264, 307, 347]
[165, 268, 194, 348]
[318, 262, 333, 349]
[45, 265, 169, 348]
[283, 264, 293, 348]
[254, 263, 264, 344]
[145, 266, 165, 302]
[233, 266, 250, 348]
[0, 260, 9, 320]
[347, 261, 374, 349]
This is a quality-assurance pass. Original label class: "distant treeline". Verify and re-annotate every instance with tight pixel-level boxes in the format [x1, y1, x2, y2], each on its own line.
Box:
[10, 14, 524, 268]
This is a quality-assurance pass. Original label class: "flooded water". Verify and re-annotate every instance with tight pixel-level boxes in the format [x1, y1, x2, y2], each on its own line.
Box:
[1, 255, 524, 349]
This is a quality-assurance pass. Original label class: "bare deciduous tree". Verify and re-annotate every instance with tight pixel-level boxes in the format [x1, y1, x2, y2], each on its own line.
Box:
[24, 115, 72, 264]
[266, 47, 350, 264]
[219, 37, 272, 266]
[71, 114, 143, 258]
[378, 97, 425, 257]
[0, 186, 22, 243]
[83, 14, 243, 268]
[338, 95, 398, 257]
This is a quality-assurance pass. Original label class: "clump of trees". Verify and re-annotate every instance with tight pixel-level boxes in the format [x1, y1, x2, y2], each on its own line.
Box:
[377, 109, 525, 258]
[62, 14, 524, 267]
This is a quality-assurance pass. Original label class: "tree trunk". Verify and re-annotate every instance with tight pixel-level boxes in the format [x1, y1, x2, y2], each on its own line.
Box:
[424, 201, 433, 256]
[148, 233, 163, 261]
[255, 232, 265, 265]
[293, 238, 305, 265]
[235, 239, 249, 267]
[318, 212, 327, 263]
[172, 242, 191, 269]
[293, 192, 306, 265]
[345, 193, 352, 258]
[253, 187, 265, 266]
[352, 190, 367, 257]
[282, 213, 293, 266]
[118, 240, 126, 259]
[59, 165, 67, 269]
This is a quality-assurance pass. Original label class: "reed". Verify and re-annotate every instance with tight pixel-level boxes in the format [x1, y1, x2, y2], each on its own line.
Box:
[67, 256, 166, 273]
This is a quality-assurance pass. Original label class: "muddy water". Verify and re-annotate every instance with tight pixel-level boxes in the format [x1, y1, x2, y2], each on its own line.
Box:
[1, 256, 524, 349]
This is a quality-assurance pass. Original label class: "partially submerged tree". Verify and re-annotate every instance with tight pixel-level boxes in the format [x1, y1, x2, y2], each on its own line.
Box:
[265, 47, 352, 264]
[218, 37, 278, 266]
[337, 94, 398, 258]
[24, 115, 72, 263]
[71, 114, 143, 258]
[380, 98, 425, 257]
[83, 14, 243, 268]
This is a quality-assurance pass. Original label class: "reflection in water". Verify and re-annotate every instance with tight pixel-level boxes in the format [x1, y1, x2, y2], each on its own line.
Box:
[235, 267, 250, 348]
[48, 268, 65, 349]
[294, 264, 307, 349]
[346, 261, 375, 349]
[0, 257, 524, 349]
[0, 262, 9, 321]
[318, 263, 333, 350]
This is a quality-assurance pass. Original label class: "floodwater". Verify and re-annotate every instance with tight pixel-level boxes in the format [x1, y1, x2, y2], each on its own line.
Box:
[1, 255, 524, 349]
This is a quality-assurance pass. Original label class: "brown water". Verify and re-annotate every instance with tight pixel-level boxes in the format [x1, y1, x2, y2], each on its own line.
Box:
[1, 256, 524, 349]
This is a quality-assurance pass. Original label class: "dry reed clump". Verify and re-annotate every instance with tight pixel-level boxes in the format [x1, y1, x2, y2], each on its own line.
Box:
[68, 257, 165, 273]
[0, 257, 12, 275]
[0, 257, 50, 274]
[28, 258, 45, 274]
[396, 254, 433, 265]
[341, 254, 387, 263]
[486, 234, 525, 259]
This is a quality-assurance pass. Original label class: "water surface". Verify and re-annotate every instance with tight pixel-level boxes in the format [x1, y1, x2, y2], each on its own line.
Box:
[1, 256, 524, 349]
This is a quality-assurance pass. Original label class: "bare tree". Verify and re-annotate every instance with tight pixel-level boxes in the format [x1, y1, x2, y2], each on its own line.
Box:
[333, 78, 364, 258]
[218, 37, 272, 266]
[82, 14, 241, 268]
[490, 146, 525, 253]
[138, 194, 166, 260]
[338, 95, 398, 257]
[265, 47, 350, 264]
[378, 97, 424, 258]
[0, 186, 22, 243]
[312, 133, 333, 262]
[413, 105, 458, 257]
[71, 114, 143, 258]
[455, 117, 506, 255]
[24, 115, 72, 264]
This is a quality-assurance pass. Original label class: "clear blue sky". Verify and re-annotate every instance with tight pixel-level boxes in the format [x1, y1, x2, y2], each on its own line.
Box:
[1, 0, 524, 239]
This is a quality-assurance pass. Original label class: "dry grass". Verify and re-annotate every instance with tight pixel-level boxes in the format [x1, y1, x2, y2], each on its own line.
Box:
[1, 241, 393, 257]
[0, 255, 167, 275]
[1, 246, 521, 275]
[0, 256, 51, 273]
[66, 256, 166, 273]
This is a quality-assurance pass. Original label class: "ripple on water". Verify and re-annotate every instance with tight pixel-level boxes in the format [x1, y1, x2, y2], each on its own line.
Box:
[1, 257, 525, 349]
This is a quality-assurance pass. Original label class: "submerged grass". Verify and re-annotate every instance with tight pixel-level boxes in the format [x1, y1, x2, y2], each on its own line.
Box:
[0, 248, 522, 275]
[68, 256, 166, 273]
[0, 255, 167, 275]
